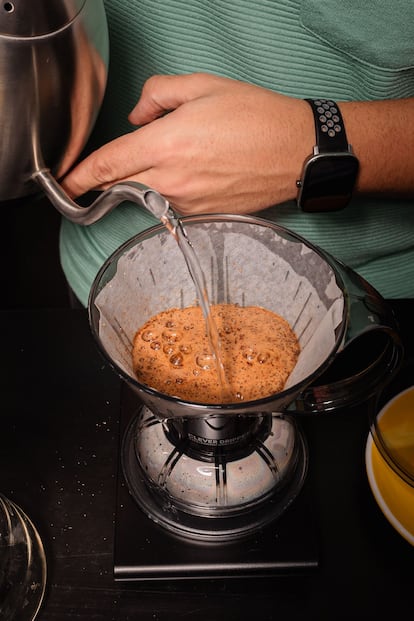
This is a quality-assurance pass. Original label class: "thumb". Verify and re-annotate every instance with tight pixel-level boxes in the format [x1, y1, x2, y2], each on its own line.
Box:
[128, 72, 222, 125]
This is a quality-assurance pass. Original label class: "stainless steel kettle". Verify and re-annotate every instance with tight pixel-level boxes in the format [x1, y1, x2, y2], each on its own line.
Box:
[0, 0, 158, 224]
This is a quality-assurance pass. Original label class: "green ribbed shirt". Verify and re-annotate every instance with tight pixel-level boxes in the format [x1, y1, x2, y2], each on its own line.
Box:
[60, 0, 414, 305]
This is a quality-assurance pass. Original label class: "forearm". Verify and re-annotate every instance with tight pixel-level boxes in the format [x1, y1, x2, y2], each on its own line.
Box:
[340, 98, 414, 197]
[61, 74, 414, 213]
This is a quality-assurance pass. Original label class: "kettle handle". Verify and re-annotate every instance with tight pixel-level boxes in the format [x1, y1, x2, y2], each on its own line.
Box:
[32, 169, 169, 224]
[288, 256, 404, 414]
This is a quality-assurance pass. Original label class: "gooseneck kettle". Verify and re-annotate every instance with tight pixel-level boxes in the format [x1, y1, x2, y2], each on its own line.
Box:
[0, 0, 159, 224]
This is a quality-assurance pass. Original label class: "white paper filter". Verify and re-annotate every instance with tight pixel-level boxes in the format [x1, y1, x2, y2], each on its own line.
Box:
[94, 220, 344, 395]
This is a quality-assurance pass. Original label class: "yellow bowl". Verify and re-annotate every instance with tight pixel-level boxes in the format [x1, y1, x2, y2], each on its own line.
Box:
[365, 386, 414, 546]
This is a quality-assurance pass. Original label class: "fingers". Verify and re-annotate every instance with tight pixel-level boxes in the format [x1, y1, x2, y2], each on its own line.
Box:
[62, 73, 219, 198]
[128, 72, 224, 125]
[61, 73, 248, 202]
[61, 126, 157, 198]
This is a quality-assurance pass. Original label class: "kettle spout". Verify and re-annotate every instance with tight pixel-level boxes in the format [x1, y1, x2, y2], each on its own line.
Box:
[32, 169, 170, 225]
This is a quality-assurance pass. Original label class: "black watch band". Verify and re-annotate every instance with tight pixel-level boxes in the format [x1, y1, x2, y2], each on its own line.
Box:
[305, 98, 349, 153]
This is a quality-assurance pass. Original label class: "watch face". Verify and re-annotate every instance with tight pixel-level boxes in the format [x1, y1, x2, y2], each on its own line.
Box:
[298, 153, 359, 213]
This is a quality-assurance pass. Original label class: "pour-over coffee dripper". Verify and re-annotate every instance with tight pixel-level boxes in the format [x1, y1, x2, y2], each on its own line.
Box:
[89, 214, 402, 541]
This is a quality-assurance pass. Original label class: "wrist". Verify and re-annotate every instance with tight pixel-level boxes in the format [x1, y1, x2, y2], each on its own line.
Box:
[280, 98, 315, 202]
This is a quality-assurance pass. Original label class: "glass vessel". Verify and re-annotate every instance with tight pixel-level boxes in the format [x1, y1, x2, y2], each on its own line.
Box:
[0, 494, 46, 620]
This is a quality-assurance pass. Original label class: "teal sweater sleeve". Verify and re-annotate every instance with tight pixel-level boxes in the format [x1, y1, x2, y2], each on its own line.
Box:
[60, 0, 414, 305]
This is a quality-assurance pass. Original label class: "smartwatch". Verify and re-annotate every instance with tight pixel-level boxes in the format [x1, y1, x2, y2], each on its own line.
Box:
[296, 99, 359, 212]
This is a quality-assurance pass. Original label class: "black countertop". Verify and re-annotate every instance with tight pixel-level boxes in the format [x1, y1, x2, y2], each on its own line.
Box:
[1, 301, 414, 620]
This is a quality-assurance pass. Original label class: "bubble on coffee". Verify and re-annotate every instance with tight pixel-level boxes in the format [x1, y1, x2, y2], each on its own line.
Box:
[132, 303, 300, 404]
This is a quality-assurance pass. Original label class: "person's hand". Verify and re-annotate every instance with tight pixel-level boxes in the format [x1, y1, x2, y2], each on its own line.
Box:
[61, 73, 314, 214]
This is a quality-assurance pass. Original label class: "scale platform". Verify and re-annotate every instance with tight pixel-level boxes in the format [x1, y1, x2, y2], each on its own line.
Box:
[113, 386, 319, 582]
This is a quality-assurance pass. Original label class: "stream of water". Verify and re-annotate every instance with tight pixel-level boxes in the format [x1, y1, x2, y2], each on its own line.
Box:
[160, 210, 233, 401]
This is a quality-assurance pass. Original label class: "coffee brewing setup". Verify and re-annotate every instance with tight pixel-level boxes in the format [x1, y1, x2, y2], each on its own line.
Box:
[0, 0, 405, 607]
[88, 211, 403, 579]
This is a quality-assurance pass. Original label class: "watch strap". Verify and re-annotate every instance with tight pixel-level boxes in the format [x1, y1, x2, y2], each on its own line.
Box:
[305, 99, 349, 153]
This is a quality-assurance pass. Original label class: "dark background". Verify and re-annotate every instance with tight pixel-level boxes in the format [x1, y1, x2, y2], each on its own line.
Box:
[2, 194, 70, 309]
